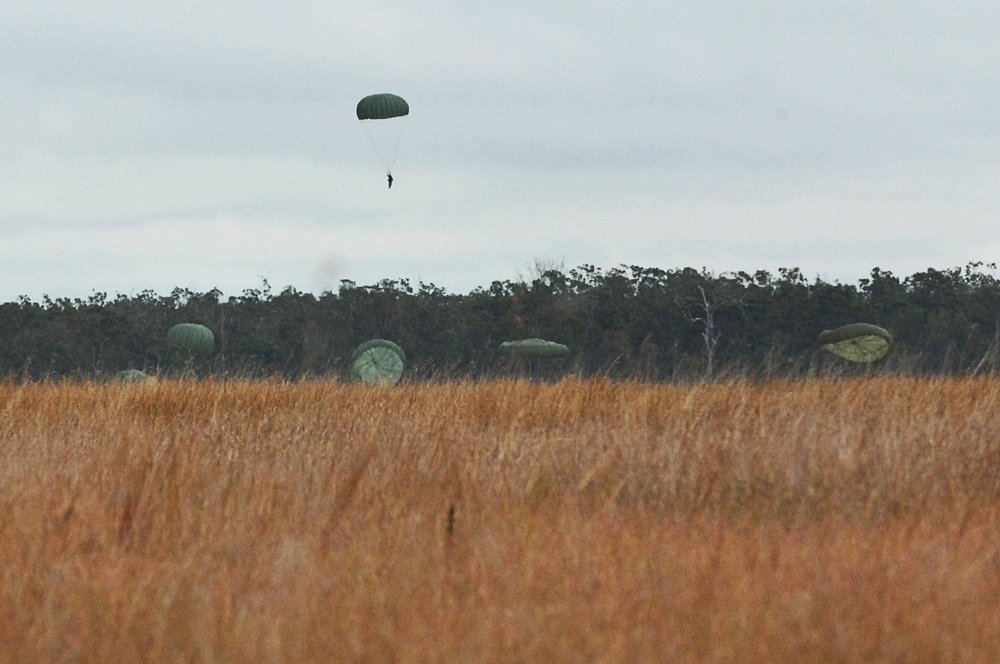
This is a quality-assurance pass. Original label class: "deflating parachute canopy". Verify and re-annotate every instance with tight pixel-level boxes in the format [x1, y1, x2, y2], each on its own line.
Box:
[167, 323, 215, 355]
[500, 338, 570, 360]
[356, 93, 409, 178]
[818, 323, 894, 363]
[351, 339, 405, 384]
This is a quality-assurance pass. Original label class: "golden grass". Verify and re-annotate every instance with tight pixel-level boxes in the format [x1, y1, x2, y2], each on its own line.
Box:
[1, 376, 1000, 662]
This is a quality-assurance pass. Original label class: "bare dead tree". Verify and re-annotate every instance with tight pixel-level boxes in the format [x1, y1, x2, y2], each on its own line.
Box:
[679, 285, 740, 379]
[972, 317, 1000, 376]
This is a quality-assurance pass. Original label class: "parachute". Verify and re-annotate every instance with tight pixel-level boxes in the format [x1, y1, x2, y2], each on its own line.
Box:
[500, 338, 570, 360]
[116, 369, 151, 383]
[818, 323, 894, 363]
[351, 339, 405, 384]
[356, 93, 409, 180]
[167, 323, 216, 355]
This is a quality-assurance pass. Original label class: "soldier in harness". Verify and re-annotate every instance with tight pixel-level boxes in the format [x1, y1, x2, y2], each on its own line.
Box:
[387, 173, 394, 189]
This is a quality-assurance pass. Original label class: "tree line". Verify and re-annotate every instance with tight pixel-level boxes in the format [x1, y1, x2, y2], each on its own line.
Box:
[2, 263, 999, 381]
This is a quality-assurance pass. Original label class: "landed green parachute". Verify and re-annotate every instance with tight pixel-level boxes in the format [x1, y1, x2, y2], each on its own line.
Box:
[500, 338, 570, 360]
[167, 323, 215, 355]
[356, 93, 409, 186]
[116, 369, 151, 383]
[351, 339, 405, 384]
[818, 323, 894, 363]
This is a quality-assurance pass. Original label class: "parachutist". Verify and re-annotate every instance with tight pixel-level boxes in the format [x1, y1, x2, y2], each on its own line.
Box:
[357, 93, 408, 188]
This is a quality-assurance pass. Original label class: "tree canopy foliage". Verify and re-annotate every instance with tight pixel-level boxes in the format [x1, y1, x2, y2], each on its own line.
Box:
[2, 263, 999, 381]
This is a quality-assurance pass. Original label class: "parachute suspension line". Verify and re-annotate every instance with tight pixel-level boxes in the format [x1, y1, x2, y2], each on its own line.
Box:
[359, 115, 408, 175]
[386, 114, 407, 174]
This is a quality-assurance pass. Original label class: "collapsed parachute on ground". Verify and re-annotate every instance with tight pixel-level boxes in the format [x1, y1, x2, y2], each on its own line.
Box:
[351, 339, 405, 384]
[167, 323, 215, 355]
[500, 338, 570, 360]
[116, 369, 151, 382]
[818, 323, 894, 363]
[356, 93, 409, 180]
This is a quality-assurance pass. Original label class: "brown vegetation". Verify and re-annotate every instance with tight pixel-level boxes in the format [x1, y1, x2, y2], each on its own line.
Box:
[1, 377, 999, 662]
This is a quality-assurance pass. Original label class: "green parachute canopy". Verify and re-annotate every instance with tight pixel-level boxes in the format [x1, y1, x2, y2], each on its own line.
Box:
[116, 369, 151, 383]
[500, 338, 570, 360]
[356, 93, 409, 120]
[351, 339, 405, 384]
[356, 93, 409, 176]
[818, 323, 894, 363]
[167, 323, 215, 355]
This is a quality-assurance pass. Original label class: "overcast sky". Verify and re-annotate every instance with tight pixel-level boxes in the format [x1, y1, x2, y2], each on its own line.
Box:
[2, 1, 998, 302]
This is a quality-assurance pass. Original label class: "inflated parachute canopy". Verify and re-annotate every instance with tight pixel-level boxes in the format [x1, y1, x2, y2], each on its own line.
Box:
[356, 93, 409, 120]
[167, 323, 215, 355]
[351, 339, 405, 384]
[500, 338, 570, 360]
[818, 323, 894, 363]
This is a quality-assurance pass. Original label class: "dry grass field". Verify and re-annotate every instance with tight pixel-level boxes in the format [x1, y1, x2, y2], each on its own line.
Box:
[2, 376, 1000, 662]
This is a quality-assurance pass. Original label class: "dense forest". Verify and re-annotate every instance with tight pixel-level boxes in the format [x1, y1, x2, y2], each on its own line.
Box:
[2, 263, 999, 381]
